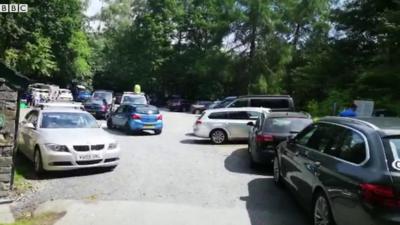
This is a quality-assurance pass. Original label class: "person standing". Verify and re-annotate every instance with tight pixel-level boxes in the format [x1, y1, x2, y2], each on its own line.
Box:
[339, 103, 358, 117]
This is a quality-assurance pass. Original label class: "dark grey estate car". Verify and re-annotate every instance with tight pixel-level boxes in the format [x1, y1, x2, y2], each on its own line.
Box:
[274, 117, 400, 225]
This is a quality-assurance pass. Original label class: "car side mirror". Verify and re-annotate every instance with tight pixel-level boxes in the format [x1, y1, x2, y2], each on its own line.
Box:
[25, 122, 35, 129]
[247, 122, 255, 126]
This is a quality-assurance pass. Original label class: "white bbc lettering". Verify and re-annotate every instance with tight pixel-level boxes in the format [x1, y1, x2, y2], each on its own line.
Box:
[9, 4, 18, 12]
[19, 4, 28, 12]
[0, 4, 28, 13]
[0, 4, 9, 13]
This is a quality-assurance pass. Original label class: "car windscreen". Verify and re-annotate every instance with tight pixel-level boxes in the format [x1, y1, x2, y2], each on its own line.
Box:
[135, 105, 159, 114]
[263, 118, 313, 133]
[123, 95, 147, 104]
[93, 92, 112, 103]
[41, 112, 98, 129]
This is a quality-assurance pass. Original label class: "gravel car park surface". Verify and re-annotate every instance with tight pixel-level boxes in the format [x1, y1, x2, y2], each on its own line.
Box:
[12, 111, 308, 225]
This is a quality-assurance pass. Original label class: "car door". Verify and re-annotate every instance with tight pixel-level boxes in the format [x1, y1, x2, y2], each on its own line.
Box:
[111, 105, 125, 126]
[23, 111, 39, 160]
[280, 124, 319, 203]
[226, 111, 254, 139]
[120, 105, 133, 126]
[18, 111, 34, 154]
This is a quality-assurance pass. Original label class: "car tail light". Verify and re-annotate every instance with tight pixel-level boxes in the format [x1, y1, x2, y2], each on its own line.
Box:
[101, 105, 106, 111]
[360, 183, 400, 208]
[157, 114, 163, 120]
[195, 120, 202, 125]
[131, 114, 141, 119]
[256, 134, 274, 142]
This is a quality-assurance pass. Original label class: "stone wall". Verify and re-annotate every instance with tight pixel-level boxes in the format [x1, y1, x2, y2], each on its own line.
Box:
[0, 79, 18, 198]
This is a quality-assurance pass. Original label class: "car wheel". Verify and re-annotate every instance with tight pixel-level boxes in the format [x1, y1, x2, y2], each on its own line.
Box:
[313, 192, 335, 225]
[34, 148, 44, 175]
[273, 155, 283, 187]
[210, 129, 227, 144]
[124, 122, 132, 134]
[155, 129, 162, 135]
[107, 119, 114, 129]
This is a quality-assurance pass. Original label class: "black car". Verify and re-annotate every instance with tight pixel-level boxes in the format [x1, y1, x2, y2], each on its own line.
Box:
[168, 98, 191, 112]
[274, 117, 400, 225]
[247, 112, 312, 167]
[225, 95, 295, 112]
[83, 98, 111, 119]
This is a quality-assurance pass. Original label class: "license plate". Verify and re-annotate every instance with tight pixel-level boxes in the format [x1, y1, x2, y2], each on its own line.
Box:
[143, 125, 155, 129]
[78, 154, 101, 161]
[90, 112, 96, 115]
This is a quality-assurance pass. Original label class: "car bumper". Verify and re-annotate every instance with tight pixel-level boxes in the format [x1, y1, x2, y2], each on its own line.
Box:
[129, 120, 163, 131]
[252, 147, 276, 164]
[86, 110, 107, 118]
[193, 125, 209, 138]
[41, 147, 120, 171]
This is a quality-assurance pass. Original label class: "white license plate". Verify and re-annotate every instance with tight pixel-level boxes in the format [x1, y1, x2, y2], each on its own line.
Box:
[143, 125, 155, 129]
[77, 154, 101, 161]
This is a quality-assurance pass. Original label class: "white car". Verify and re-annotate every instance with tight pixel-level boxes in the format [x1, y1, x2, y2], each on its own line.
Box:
[121, 92, 147, 105]
[193, 107, 270, 144]
[17, 106, 120, 174]
[57, 89, 73, 101]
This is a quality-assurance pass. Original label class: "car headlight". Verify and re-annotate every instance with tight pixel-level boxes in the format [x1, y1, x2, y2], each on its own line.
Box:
[108, 142, 118, 150]
[45, 143, 69, 152]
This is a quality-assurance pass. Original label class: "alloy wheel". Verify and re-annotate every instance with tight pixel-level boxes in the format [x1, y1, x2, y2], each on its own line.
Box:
[314, 195, 332, 225]
[211, 130, 226, 144]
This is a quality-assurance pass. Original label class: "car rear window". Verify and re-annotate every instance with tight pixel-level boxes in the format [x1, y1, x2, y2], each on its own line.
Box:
[263, 118, 312, 133]
[250, 99, 290, 109]
[135, 106, 159, 114]
[386, 138, 400, 171]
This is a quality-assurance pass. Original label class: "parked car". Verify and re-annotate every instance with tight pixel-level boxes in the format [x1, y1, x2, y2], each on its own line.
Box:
[107, 104, 163, 134]
[225, 95, 295, 112]
[120, 92, 147, 105]
[76, 90, 92, 102]
[17, 105, 120, 174]
[274, 116, 400, 225]
[247, 112, 312, 167]
[57, 89, 73, 101]
[212, 96, 237, 109]
[207, 100, 221, 109]
[83, 98, 111, 119]
[190, 101, 213, 114]
[92, 90, 114, 105]
[168, 98, 191, 112]
[193, 108, 269, 144]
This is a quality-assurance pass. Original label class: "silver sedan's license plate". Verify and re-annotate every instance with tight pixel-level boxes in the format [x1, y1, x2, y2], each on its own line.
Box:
[78, 154, 101, 161]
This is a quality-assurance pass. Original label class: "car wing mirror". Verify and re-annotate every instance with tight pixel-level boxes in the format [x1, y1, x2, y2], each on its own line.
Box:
[247, 122, 255, 126]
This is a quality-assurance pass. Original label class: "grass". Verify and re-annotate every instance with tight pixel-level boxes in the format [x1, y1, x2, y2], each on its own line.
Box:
[13, 155, 35, 194]
[0, 212, 65, 225]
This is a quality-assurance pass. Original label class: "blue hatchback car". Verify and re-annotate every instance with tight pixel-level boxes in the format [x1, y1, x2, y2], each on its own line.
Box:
[107, 104, 163, 134]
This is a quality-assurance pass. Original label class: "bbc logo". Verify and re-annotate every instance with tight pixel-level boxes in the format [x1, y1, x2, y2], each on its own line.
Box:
[0, 4, 29, 13]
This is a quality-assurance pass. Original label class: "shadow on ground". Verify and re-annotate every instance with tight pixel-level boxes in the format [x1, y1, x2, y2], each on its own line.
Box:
[14, 153, 113, 181]
[241, 178, 309, 225]
[224, 148, 272, 175]
[181, 134, 248, 145]
[102, 128, 157, 137]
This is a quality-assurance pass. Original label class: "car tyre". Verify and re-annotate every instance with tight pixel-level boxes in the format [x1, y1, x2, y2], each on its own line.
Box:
[34, 147, 45, 175]
[155, 129, 162, 135]
[210, 129, 227, 144]
[313, 192, 335, 225]
[273, 155, 284, 187]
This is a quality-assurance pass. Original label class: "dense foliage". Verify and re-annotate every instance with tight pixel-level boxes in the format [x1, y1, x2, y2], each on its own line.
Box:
[1, 0, 399, 115]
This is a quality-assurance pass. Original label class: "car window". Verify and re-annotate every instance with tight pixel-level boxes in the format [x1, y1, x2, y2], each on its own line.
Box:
[229, 111, 249, 120]
[228, 99, 248, 107]
[247, 111, 260, 120]
[41, 112, 98, 128]
[336, 129, 367, 164]
[116, 106, 125, 113]
[135, 105, 159, 114]
[296, 124, 318, 146]
[123, 106, 132, 113]
[263, 118, 313, 134]
[122, 95, 147, 104]
[208, 112, 228, 119]
[250, 99, 290, 109]
[305, 123, 336, 152]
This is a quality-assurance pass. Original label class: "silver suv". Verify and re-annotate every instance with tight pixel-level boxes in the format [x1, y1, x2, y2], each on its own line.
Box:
[225, 95, 295, 112]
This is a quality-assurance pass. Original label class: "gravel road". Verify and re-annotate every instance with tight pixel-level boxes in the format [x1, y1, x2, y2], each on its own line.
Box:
[11, 111, 309, 224]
